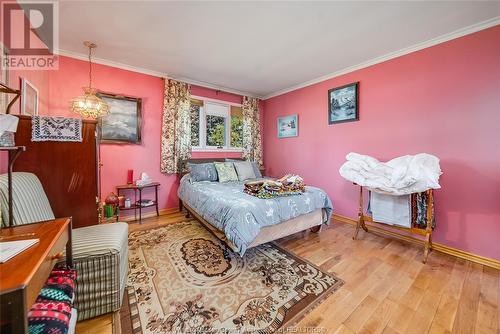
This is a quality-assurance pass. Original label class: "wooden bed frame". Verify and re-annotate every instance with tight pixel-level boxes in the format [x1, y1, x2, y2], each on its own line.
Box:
[179, 158, 325, 252]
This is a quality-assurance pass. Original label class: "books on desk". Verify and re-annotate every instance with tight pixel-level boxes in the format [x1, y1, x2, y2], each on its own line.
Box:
[0, 239, 39, 263]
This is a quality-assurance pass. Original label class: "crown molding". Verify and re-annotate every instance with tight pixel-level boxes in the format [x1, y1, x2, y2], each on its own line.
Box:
[56, 16, 499, 101]
[56, 49, 262, 99]
[262, 16, 500, 100]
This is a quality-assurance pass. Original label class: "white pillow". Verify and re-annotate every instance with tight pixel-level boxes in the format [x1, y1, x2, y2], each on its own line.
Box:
[233, 161, 256, 181]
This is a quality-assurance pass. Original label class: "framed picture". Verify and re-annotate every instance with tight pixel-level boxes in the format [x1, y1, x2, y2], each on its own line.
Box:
[20, 78, 39, 116]
[277, 114, 298, 138]
[328, 82, 359, 124]
[97, 92, 142, 144]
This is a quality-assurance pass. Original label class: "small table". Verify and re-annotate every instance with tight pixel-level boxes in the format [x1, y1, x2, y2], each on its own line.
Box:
[116, 182, 160, 223]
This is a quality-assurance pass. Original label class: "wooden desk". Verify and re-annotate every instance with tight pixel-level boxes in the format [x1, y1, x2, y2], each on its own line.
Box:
[0, 218, 73, 334]
[116, 182, 160, 223]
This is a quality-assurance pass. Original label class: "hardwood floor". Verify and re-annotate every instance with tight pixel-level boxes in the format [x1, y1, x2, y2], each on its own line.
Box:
[76, 211, 499, 333]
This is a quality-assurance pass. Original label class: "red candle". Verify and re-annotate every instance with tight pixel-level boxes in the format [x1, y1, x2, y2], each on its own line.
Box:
[127, 170, 133, 184]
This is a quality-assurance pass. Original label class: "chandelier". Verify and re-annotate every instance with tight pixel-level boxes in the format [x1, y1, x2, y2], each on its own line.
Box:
[69, 41, 110, 118]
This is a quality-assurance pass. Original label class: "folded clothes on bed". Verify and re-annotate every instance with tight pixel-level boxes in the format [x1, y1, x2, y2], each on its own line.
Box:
[244, 174, 306, 198]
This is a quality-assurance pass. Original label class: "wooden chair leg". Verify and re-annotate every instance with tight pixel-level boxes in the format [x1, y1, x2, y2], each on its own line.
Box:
[353, 216, 368, 240]
[423, 233, 431, 263]
[361, 220, 368, 232]
[353, 226, 360, 239]
[353, 185, 365, 240]
[423, 189, 434, 264]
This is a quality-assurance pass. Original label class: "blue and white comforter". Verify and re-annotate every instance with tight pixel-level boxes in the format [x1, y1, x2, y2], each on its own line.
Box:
[178, 175, 333, 255]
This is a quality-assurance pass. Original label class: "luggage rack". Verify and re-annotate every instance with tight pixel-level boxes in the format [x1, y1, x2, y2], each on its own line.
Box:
[353, 184, 435, 263]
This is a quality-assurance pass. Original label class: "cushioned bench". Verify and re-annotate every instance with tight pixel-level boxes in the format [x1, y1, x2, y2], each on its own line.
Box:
[0, 172, 129, 321]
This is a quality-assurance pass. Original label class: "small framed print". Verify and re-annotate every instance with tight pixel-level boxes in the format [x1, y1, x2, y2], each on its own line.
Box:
[328, 82, 359, 124]
[277, 114, 298, 138]
[21, 78, 39, 116]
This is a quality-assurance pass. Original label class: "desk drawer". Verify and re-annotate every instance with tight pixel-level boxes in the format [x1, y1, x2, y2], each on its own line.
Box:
[25, 224, 69, 311]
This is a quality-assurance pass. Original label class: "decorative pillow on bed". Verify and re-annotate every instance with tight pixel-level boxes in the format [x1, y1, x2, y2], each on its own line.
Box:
[233, 161, 256, 181]
[214, 162, 239, 182]
[227, 159, 262, 178]
[188, 163, 218, 182]
[251, 161, 263, 178]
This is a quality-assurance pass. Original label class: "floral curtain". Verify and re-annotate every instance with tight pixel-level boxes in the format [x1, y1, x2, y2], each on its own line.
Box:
[160, 79, 191, 174]
[242, 96, 263, 166]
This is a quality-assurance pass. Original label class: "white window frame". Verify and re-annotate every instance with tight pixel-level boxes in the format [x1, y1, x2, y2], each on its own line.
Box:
[191, 95, 243, 152]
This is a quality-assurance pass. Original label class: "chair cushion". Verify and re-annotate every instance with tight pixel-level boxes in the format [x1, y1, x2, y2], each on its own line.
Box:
[0, 172, 55, 227]
[72, 223, 128, 257]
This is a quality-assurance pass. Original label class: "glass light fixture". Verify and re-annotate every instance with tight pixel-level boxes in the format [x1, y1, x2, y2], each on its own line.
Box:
[69, 41, 110, 118]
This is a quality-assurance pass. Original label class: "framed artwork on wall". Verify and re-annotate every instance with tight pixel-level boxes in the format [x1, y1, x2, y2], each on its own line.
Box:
[277, 114, 298, 138]
[328, 82, 358, 124]
[20, 78, 39, 116]
[97, 92, 142, 144]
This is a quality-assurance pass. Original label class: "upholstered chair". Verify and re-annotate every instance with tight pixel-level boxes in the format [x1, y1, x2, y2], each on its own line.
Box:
[0, 172, 129, 321]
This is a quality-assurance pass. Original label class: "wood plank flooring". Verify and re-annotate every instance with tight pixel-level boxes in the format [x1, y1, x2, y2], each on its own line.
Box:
[76, 211, 499, 334]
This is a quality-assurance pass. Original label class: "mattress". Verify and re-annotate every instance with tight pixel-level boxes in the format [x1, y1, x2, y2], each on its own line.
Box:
[178, 175, 333, 255]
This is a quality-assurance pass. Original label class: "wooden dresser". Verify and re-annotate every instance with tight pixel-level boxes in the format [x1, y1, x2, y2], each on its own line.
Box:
[0, 218, 73, 334]
[13, 116, 100, 228]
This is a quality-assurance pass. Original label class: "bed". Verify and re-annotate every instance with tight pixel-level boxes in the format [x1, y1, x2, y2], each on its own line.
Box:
[178, 159, 333, 255]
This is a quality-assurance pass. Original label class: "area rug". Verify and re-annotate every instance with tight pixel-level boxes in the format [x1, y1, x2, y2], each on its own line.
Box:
[123, 220, 343, 333]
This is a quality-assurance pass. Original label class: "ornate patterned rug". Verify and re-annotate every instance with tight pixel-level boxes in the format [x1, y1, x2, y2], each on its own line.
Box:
[123, 220, 343, 333]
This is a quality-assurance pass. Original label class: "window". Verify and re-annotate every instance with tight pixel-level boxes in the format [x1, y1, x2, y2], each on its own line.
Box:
[190, 97, 243, 151]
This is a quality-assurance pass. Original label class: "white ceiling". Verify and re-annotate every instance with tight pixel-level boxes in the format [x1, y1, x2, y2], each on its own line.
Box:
[58, 1, 500, 98]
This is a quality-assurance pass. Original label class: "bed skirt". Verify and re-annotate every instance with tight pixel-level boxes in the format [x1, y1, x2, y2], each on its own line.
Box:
[183, 202, 325, 252]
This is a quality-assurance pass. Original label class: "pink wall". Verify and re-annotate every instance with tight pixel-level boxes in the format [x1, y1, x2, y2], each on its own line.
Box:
[45, 56, 176, 215]
[263, 26, 500, 260]
[50, 57, 257, 215]
[0, 67, 50, 172]
[1, 55, 259, 216]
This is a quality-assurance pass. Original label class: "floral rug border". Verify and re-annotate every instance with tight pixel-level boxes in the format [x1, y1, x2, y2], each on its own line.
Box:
[124, 221, 344, 333]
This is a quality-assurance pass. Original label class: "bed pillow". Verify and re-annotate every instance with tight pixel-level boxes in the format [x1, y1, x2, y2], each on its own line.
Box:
[214, 162, 238, 183]
[233, 161, 256, 181]
[188, 163, 218, 182]
[251, 161, 263, 178]
[226, 159, 262, 178]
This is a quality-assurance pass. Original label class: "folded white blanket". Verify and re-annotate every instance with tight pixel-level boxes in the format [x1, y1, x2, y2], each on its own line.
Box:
[339, 152, 442, 195]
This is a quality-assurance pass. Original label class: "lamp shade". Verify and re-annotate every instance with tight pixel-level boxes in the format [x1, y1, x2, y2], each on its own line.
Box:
[69, 87, 110, 119]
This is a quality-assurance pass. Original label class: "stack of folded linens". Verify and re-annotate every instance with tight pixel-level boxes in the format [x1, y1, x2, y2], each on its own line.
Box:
[244, 174, 305, 199]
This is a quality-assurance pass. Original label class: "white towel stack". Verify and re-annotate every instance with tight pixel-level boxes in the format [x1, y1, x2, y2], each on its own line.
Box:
[370, 192, 411, 228]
